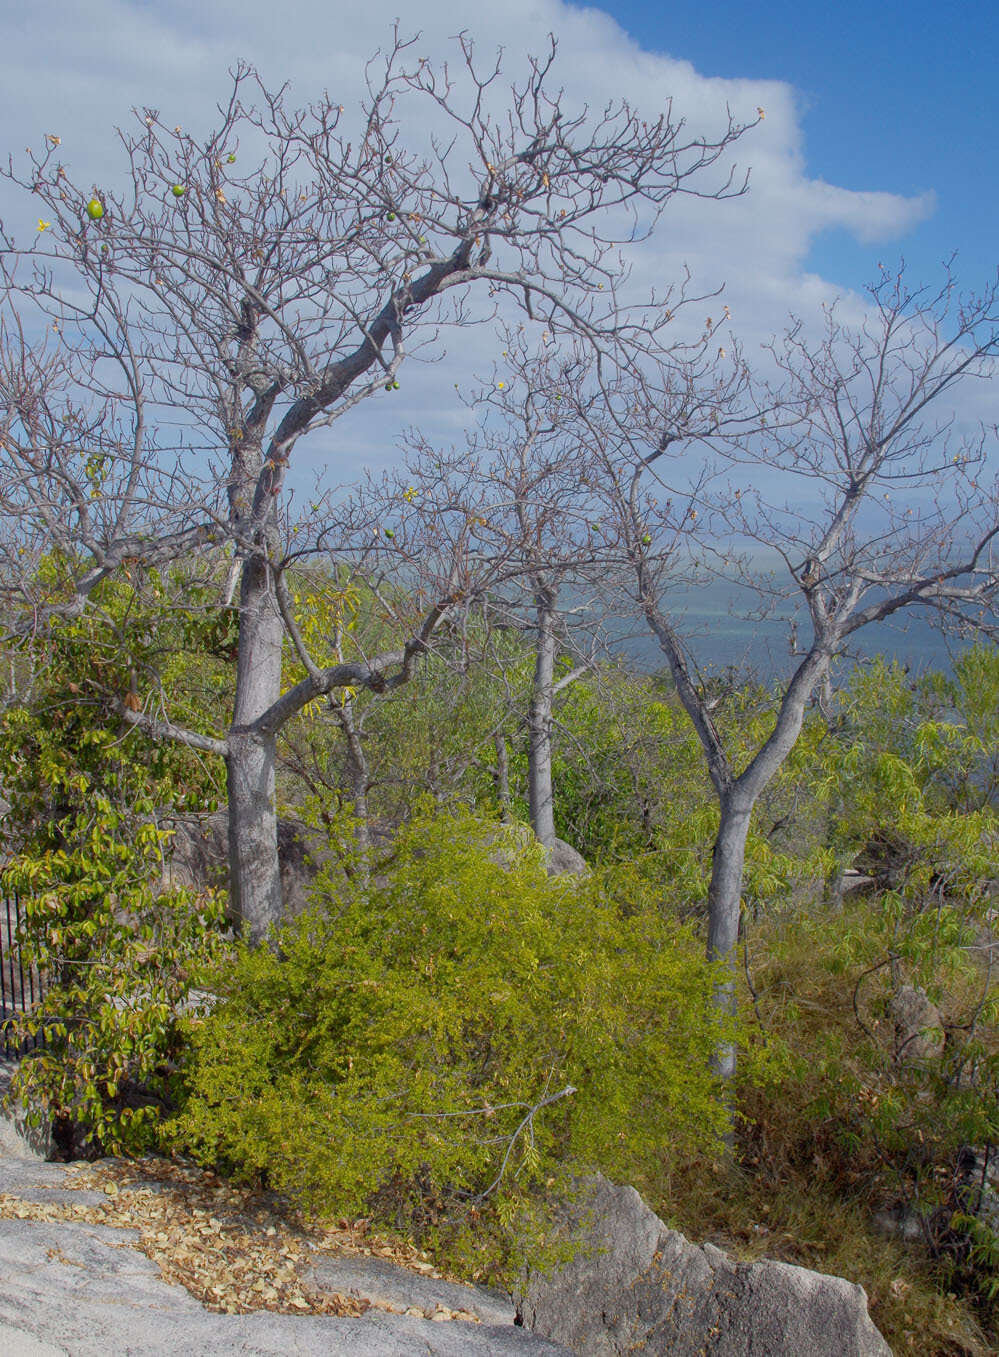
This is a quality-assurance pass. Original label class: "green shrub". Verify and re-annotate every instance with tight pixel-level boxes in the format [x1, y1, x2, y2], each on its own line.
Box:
[724, 892, 999, 1349]
[0, 576, 232, 1154]
[6, 857, 229, 1156]
[170, 807, 739, 1250]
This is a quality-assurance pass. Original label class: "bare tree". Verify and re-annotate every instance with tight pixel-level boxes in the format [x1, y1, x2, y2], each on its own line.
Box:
[0, 36, 756, 939]
[583, 267, 999, 1079]
[273, 468, 529, 856]
[401, 339, 623, 850]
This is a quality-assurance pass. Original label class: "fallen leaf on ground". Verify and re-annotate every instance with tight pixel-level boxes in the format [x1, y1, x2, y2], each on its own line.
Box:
[0, 1158, 483, 1323]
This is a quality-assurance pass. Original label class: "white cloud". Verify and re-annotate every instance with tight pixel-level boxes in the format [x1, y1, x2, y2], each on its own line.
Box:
[801, 181, 935, 244]
[0, 0, 942, 479]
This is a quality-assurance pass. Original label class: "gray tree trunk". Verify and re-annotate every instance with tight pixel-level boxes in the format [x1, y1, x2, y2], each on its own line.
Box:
[226, 555, 284, 943]
[494, 732, 511, 822]
[339, 696, 371, 863]
[706, 797, 753, 1083]
[528, 603, 557, 847]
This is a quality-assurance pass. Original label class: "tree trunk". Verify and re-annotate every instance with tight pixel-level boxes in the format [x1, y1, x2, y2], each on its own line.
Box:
[226, 555, 284, 943]
[528, 603, 557, 847]
[707, 796, 753, 1083]
[339, 696, 371, 864]
[494, 732, 511, 822]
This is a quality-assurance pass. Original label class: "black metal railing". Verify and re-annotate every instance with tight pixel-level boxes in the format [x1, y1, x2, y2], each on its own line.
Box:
[0, 894, 45, 1059]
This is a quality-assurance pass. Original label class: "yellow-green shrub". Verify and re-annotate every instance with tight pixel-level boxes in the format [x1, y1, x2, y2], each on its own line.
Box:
[171, 808, 737, 1238]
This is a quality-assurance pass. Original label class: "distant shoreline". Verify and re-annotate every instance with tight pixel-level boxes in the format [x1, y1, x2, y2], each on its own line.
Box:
[605, 595, 973, 682]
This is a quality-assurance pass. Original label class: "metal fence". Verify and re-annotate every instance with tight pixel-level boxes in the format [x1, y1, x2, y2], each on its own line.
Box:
[0, 894, 45, 1059]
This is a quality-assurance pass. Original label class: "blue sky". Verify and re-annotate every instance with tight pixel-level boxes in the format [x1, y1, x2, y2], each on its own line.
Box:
[0, 0, 995, 480]
[602, 0, 997, 292]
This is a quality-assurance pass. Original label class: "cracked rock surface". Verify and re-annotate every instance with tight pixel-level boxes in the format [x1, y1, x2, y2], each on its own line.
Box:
[0, 1152, 569, 1356]
[515, 1174, 893, 1357]
[0, 1083, 894, 1357]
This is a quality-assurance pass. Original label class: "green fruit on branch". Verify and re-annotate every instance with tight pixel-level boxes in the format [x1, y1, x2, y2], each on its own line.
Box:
[171, 184, 186, 197]
[86, 198, 104, 220]
[384, 528, 395, 539]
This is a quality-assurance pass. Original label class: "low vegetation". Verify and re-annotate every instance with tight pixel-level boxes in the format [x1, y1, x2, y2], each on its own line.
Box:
[1, 574, 997, 1355]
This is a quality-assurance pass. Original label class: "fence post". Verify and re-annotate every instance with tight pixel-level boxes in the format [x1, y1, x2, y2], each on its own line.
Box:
[1, 894, 45, 1059]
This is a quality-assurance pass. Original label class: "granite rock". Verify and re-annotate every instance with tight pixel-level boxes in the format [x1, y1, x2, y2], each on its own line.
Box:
[516, 1174, 893, 1357]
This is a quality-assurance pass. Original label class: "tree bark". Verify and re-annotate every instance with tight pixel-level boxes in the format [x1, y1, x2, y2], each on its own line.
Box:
[338, 696, 371, 862]
[494, 732, 511, 822]
[706, 796, 753, 1083]
[528, 601, 557, 848]
[227, 555, 284, 943]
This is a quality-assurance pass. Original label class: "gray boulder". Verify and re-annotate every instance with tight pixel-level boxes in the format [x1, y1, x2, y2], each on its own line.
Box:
[544, 838, 589, 877]
[162, 811, 335, 919]
[164, 813, 590, 918]
[0, 1213, 568, 1356]
[476, 822, 589, 879]
[516, 1174, 892, 1356]
[956, 1146, 999, 1234]
[0, 1059, 52, 1161]
[888, 984, 944, 1063]
[307, 1252, 515, 1327]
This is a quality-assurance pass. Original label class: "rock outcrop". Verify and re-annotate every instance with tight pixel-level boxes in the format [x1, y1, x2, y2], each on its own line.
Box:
[0, 1058, 51, 1160]
[544, 837, 589, 877]
[888, 984, 945, 1063]
[0, 1155, 570, 1356]
[0, 1102, 895, 1356]
[162, 810, 334, 919]
[163, 813, 590, 912]
[516, 1174, 892, 1356]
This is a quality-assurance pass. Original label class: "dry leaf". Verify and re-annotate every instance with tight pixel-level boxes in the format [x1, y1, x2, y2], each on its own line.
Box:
[0, 1159, 485, 1323]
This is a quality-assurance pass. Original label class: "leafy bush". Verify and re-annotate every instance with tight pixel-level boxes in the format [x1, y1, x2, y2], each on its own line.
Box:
[5, 841, 229, 1156]
[723, 888, 999, 1351]
[170, 807, 741, 1254]
[814, 653, 999, 894]
[0, 577, 232, 1154]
